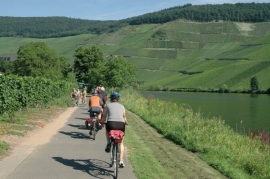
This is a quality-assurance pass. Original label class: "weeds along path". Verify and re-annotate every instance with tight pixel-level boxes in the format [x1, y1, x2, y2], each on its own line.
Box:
[126, 110, 227, 179]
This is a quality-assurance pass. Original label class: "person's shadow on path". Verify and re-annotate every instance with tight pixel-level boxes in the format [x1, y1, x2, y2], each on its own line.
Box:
[59, 131, 89, 139]
[53, 157, 113, 179]
[68, 123, 86, 130]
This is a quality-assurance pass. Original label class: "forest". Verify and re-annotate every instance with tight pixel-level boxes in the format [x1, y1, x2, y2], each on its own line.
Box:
[0, 2, 270, 38]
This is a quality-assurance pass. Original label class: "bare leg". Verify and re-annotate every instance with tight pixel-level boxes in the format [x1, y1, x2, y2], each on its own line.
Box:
[106, 131, 109, 143]
[119, 139, 124, 161]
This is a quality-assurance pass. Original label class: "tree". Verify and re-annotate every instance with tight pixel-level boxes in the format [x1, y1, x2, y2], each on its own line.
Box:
[0, 58, 14, 74]
[250, 76, 259, 92]
[73, 45, 106, 89]
[104, 56, 137, 88]
[14, 42, 70, 80]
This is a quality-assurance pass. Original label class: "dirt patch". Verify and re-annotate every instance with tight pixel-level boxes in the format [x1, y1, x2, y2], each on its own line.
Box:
[126, 111, 227, 179]
[235, 22, 254, 35]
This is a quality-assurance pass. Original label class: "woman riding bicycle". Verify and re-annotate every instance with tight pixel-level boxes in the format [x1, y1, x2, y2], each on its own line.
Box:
[100, 92, 128, 168]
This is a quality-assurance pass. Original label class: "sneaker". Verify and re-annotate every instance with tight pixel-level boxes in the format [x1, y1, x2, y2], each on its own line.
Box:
[119, 161, 125, 168]
[105, 142, 111, 153]
[89, 130, 92, 135]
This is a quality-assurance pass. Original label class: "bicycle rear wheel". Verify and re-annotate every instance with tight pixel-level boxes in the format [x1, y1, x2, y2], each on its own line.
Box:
[113, 143, 119, 179]
[110, 142, 114, 167]
[92, 118, 97, 140]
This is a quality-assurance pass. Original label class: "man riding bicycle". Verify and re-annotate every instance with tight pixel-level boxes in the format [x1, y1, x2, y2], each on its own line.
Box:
[70, 88, 78, 107]
[88, 90, 103, 135]
[81, 88, 87, 106]
[98, 86, 107, 108]
[100, 92, 128, 168]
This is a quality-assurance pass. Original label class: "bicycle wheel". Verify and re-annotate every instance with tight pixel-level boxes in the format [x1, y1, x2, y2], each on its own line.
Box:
[92, 118, 97, 140]
[110, 141, 114, 167]
[113, 143, 119, 179]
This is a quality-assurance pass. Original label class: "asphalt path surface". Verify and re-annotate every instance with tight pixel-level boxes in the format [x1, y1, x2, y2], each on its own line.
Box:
[0, 102, 137, 179]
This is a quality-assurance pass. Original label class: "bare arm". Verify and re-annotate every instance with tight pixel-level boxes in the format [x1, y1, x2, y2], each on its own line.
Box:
[123, 107, 128, 124]
[101, 107, 108, 123]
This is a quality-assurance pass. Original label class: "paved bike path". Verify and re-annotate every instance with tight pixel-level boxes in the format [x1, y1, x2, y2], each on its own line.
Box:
[0, 104, 137, 179]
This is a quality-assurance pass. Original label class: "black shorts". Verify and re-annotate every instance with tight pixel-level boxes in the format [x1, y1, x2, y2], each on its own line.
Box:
[106, 121, 125, 133]
[89, 107, 102, 117]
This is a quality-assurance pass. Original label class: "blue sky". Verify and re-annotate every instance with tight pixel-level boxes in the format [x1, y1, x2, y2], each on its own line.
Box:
[1, 0, 269, 20]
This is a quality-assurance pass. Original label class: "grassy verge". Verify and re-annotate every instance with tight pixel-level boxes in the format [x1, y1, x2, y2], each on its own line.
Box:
[125, 110, 227, 179]
[124, 113, 170, 179]
[0, 95, 72, 158]
[121, 88, 270, 179]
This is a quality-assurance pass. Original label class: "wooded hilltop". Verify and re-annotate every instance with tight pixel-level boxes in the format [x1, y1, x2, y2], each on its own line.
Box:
[0, 2, 270, 38]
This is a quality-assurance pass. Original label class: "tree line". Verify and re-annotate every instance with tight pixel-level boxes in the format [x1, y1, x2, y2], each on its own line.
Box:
[0, 42, 137, 89]
[0, 3, 270, 38]
[127, 3, 270, 25]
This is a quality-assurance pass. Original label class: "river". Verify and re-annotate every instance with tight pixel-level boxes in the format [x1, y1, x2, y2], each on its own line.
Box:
[140, 91, 270, 134]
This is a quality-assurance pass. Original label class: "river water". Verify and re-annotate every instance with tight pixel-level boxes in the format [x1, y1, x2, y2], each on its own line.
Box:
[140, 91, 270, 134]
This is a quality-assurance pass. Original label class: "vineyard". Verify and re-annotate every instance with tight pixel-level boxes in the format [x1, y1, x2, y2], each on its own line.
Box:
[0, 75, 74, 118]
[1, 20, 270, 91]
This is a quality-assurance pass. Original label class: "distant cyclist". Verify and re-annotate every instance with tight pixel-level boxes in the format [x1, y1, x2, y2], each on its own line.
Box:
[100, 92, 128, 168]
[81, 88, 87, 106]
[70, 88, 77, 107]
[98, 86, 107, 108]
[76, 88, 81, 106]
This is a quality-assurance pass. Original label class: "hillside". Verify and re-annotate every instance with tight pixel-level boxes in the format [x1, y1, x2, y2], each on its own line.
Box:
[0, 2, 270, 38]
[1, 20, 270, 91]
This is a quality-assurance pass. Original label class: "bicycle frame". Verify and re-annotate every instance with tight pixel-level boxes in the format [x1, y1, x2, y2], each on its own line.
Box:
[91, 113, 99, 140]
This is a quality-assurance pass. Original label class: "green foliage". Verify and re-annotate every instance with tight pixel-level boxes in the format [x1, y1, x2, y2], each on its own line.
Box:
[0, 58, 14, 74]
[0, 75, 74, 117]
[73, 45, 106, 89]
[250, 76, 259, 92]
[14, 42, 71, 80]
[0, 141, 9, 155]
[0, 17, 127, 38]
[104, 56, 137, 88]
[129, 3, 270, 25]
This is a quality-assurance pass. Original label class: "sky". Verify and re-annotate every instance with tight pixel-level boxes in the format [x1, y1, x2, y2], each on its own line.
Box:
[0, 0, 269, 20]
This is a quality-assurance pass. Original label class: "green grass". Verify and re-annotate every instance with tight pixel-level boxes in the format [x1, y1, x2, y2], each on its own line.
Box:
[125, 121, 169, 179]
[0, 141, 9, 156]
[121, 88, 270, 179]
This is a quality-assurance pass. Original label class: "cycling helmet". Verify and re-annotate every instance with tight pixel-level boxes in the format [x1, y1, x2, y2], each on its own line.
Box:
[110, 92, 120, 101]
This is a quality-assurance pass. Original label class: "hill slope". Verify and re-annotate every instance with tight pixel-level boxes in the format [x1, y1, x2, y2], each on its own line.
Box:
[1, 20, 270, 91]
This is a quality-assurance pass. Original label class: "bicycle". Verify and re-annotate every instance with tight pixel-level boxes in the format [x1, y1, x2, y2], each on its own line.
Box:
[88, 112, 101, 140]
[71, 96, 77, 107]
[108, 130, 125, 179]
[81, 95, 86, 106]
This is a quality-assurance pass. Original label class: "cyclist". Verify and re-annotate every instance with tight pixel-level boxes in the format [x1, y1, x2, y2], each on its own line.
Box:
[98, 86, 107, 109]
[76, 88, 81, 106]
[70, 88, 77, 107]
[100, 92, 128, 168]
[88, 90, 103, 135]
[81, 88, 87, 106]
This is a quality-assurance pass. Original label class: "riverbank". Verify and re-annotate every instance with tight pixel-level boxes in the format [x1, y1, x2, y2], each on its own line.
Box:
[142, 87, 270, 94]
[121, 88, 270, 179]
[125, 110, 227, 179]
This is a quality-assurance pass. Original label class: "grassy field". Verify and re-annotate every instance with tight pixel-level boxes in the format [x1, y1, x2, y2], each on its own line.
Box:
[1, 20, 270, 90]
